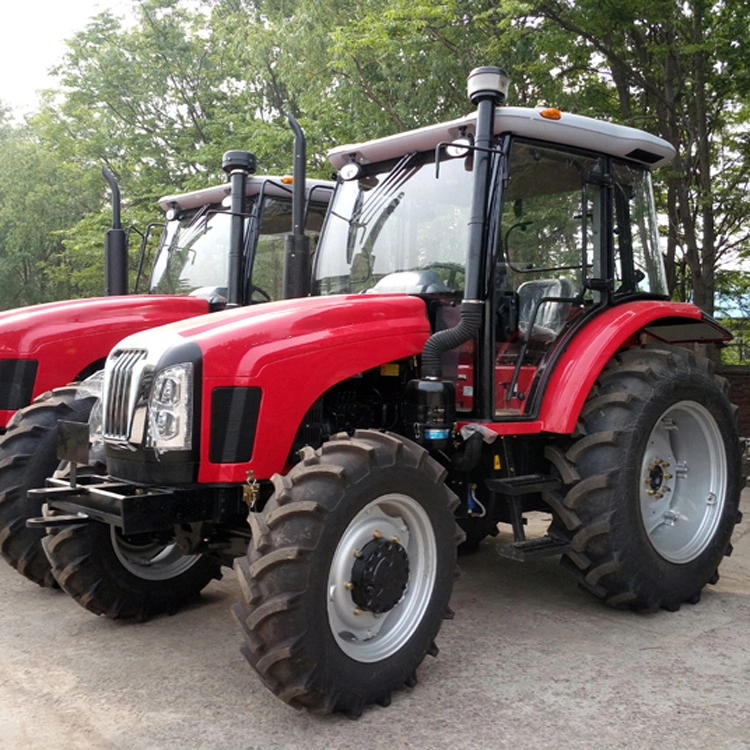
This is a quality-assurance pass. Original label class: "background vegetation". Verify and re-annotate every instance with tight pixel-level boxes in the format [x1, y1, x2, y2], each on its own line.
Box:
[0, 0, 748, 324]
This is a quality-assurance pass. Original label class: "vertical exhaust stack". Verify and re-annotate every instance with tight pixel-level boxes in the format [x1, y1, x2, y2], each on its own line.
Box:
[102, 167, 128, 296]
[222, 150, 257, 307]
[405, 66, 510, 449]
[282, 114, 311, 299]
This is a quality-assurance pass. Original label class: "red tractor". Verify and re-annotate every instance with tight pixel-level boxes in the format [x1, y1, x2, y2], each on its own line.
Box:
[34, 67, 742, 717]
[0, 122, 332, 586]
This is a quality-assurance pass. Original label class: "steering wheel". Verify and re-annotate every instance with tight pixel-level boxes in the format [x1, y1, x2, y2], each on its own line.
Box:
[420, 262, 465, 290]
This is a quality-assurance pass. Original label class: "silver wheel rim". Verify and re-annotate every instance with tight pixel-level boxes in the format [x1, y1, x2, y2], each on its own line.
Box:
[327, 493, 437, 663]
[640, 400, 727, 563]
[111, 526, 200, 581]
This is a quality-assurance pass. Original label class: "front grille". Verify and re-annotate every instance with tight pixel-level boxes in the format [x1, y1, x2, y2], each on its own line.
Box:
[103, 349, 147, 440]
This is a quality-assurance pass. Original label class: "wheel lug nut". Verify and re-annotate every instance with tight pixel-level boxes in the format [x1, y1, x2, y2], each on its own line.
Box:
[373, 530, 382, 539]
[392, 535, 400, 543]
[647, 489, 656, 496]
[353, 608, 362, 616]
[353, 549, 362, 558]
[345, 581, 354, 590]
[664, 473, 672, 480]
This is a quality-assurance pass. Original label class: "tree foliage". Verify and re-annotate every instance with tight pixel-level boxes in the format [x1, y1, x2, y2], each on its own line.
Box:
[0, 0, 747, 314]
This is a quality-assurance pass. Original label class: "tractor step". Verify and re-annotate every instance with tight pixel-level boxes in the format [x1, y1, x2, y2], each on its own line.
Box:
[497, 535, 571, 562]
[485, 473, 561, 497]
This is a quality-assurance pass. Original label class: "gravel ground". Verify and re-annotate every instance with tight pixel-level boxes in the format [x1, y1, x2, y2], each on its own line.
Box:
[1, 491, 749, 749]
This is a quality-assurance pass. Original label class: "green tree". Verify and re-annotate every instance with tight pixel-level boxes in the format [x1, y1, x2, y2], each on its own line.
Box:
[0, 122, 104, 308]
[505, 0, 750, 314]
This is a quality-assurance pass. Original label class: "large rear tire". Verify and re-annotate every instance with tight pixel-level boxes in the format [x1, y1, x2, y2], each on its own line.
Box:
[547, 345, 743, 611]
[0, 386, 97, 587]
[233, 430, 462, 716]
[43, 521, 221, 620]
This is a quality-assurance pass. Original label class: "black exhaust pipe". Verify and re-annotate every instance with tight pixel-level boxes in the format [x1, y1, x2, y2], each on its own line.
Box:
[282, 114, 311, 299]
[406, 67, 509, 448]
[222, 150, 257, 307]
[102, 167, 128, 296]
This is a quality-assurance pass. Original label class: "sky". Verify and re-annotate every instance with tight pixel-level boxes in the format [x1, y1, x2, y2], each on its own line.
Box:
[0, 0, 129, 118]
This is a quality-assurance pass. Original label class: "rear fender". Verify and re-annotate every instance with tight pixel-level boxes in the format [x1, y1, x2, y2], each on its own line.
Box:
[536, 300, 729, 433]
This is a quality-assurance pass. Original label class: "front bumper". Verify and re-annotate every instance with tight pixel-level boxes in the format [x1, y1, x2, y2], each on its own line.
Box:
[29, 475, 217, 535]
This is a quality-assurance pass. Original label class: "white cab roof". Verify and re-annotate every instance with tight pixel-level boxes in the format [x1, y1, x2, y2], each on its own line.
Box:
[158, 176, 334, 212]
[328, 107, 676, 171]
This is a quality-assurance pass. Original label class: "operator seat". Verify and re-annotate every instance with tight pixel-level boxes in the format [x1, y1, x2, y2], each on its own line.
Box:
[517, 278, 575, 341]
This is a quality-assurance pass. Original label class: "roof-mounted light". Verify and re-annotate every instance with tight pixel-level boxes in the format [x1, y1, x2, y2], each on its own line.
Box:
[445, 126, 474, 158]
[339, 155, 362, 181]
[467, 66, 510, 106]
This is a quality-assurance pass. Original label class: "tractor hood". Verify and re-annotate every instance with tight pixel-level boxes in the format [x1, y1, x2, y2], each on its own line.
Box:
[116, 294, 432, 381]
[110, 294, 433, 480]
[0, 295, 210, 357]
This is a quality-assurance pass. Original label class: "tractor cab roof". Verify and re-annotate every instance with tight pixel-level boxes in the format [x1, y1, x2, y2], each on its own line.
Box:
[158, 176, 334, 213]
[328, 106, 676, 172]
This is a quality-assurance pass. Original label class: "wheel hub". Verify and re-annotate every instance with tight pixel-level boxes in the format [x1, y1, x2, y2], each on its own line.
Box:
[644, 458, 672, 498]
[350, 538, 410, 614]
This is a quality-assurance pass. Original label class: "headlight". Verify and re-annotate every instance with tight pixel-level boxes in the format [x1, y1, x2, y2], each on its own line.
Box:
[148, 363, 193, 453]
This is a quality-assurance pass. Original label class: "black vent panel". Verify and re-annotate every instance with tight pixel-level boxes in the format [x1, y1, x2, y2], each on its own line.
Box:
[210, 387, 262, 463]
[0, 359, 38, 410]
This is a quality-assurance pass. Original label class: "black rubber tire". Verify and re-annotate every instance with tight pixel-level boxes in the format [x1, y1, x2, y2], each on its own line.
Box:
[233, 430, 463, 717]
[0, 386, 96, 587]
[545, 344, 743, 612]
[42, 522, 221, 620]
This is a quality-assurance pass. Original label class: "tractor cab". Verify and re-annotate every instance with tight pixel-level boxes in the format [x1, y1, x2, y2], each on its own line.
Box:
[319, 97, 674, 423]
[147, 176, 332, 304]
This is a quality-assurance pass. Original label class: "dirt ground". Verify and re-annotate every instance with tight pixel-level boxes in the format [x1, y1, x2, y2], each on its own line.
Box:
[1, 491, 749, 750]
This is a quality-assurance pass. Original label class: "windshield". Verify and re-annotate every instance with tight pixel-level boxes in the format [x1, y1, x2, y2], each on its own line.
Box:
[313, 152, 474, 295]
[149, 204, 238, 296]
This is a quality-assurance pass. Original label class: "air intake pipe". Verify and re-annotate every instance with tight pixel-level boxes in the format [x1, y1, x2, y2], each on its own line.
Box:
[222, 149, 257, 306]
[406, 66, 509, 449]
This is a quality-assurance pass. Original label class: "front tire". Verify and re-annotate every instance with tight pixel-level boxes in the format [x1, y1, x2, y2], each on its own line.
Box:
[43, 521, 221, 620]
[0, 386, 96, 587]
[547, 345, 742, 611]
[233, 430, 462, 716]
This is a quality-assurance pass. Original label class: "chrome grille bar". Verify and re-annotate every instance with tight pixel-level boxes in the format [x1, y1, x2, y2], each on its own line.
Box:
[103, 349, 147, 440]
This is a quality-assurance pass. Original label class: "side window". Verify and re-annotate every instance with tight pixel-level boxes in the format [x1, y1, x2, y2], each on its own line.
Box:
[499, 142, 602, 340]
[612, 162, 669, 297]
[305, 200, 329, 260]
[250, 196, 331, 302]
[250, 196, 292, 301]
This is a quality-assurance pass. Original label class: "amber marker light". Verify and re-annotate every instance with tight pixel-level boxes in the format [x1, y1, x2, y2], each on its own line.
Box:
[539, 107, 562, 120]
[281, 175, 294, 184]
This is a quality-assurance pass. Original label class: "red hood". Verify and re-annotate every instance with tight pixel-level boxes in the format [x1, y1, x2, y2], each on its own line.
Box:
[119, 294, 432, 378]
[0, 295, 209, 357]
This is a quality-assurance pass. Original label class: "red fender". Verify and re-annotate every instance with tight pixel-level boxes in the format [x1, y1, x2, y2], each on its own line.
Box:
[458, 300, 730, 437]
